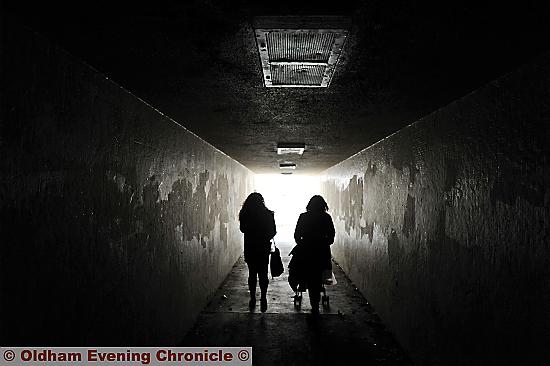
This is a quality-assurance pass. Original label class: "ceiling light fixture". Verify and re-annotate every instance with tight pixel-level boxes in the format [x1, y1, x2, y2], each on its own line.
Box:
[277, 142, 306, 155]
[279, 162, 297, 169]
[254, 16, 349, 88]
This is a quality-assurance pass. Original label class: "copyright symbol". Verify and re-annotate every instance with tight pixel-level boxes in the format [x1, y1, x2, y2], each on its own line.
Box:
[237, 349, 249, 361]
[3, 350, 16, 362]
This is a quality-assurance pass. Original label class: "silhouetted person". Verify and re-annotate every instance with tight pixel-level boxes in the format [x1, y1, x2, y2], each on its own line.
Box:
[293, 195, 335, 314]
[239, 192, 276, 312]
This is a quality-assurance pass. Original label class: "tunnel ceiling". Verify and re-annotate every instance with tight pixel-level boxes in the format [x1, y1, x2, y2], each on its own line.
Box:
[5, 0, 550, 174]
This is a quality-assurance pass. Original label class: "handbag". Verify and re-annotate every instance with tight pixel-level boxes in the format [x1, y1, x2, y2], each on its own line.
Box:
[270, 240, 284, 278]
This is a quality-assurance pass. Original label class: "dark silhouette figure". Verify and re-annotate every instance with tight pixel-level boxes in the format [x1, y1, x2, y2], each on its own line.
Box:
[239, 192, 276, 312]
[293, 195, 335, 314]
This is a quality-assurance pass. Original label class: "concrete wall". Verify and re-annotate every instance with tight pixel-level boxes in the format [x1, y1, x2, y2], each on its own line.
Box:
[0, 20, 254, 345]
[321, 54, 550, 365]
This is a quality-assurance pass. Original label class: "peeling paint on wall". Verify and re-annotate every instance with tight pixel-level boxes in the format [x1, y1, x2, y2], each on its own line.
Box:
[321, 53, 550, 365]
[0, 21, 254, 345]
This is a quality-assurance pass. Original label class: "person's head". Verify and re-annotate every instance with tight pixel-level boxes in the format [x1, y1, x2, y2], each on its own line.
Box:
[306, 195, 329, 212]
[240, 192, 267, 218]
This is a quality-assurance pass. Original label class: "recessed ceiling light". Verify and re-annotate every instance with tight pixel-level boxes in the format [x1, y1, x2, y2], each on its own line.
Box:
[254, 16, 349, 88]
[279, 162, 297, 169]
[277, 142, 305, 155]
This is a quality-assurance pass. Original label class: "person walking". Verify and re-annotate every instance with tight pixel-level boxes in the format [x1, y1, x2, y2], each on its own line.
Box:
[239, 192, 276, 312]
[293, 195, 335, 314]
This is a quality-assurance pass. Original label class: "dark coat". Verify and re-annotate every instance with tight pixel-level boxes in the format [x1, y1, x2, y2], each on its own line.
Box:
[240, 209, 276, 266]
[292, 210, 335, 273]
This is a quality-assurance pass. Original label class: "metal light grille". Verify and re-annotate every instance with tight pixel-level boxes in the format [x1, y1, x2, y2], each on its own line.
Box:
[266, 32, 336, 62]
[271, 64, 325, 86]
[255, 22, 348, 88]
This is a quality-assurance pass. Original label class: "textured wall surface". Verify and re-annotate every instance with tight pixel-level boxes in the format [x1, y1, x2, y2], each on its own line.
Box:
[322, 54, 550, 365]
[0, 21, 253, 345]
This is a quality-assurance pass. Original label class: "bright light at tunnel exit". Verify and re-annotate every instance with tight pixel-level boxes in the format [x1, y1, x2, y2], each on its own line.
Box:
[253, 174, 321, 243]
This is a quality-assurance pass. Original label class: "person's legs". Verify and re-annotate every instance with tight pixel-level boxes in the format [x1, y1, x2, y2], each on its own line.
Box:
[308, 271, 322, 314]
[258, 258, 269, 312]
[247, 263, 258, 308]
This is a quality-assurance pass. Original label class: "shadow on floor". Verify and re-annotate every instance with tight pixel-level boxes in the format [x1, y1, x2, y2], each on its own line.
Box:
[179, 241, 411, 365]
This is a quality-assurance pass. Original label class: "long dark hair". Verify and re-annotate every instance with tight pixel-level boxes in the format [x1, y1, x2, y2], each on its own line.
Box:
[306, 195, 329, 212]
[239, 192, 269, 220]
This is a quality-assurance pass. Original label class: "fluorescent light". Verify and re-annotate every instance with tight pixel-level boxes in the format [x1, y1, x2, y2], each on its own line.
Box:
[277, 143, 305, 155]
[279, 162, 296, 169]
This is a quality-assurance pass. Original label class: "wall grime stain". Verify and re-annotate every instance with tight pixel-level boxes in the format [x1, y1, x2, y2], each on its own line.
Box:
[444, 157, 459, 192]
[321, 53, 550, 365]
[491, 165, 546, 208]
[402, 194, 415, 238]
[360, 221, 375, 243]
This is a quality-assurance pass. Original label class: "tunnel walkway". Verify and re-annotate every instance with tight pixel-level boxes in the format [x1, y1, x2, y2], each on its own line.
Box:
[180, 241, 411, 365]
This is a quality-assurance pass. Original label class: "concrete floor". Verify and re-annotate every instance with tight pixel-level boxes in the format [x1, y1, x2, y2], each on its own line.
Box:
[180, 241, 411, 365]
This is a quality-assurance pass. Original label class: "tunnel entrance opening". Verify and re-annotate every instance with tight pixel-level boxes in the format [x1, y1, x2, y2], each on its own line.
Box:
[254, 174, 321, 241]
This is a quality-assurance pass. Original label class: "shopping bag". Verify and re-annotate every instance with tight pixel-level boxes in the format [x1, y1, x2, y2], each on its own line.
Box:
[270, 245, 284, 278]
